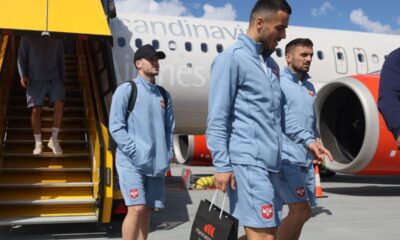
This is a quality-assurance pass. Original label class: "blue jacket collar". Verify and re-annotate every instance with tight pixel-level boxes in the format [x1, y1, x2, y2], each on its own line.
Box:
[238, 34, 264, 58]
[136, 74, 156, 90]
[282, 66, 311, 83]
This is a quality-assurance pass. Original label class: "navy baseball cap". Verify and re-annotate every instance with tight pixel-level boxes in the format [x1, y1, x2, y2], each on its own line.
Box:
[134, 44, 166, 63]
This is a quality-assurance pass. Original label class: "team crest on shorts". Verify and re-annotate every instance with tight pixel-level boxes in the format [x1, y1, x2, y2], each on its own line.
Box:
[129, 189, 139, 199]
[160, 100, 165, 109]
[261, 204, 273, 219]
[296, 186, 306, 197]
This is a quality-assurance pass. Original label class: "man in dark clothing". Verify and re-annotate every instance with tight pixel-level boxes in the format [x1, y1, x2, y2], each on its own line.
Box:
[18, 36, 65, 155]
[378, 48, 400, 147]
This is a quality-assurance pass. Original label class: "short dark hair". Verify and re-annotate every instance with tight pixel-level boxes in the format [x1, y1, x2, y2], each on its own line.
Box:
[285, 38, 314, 55]
[250, 0, 292, 23]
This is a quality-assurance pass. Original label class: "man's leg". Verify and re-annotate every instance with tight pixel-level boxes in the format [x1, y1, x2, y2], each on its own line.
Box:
[230, 165, 281, 240]
[122, 205, 151, 240]
[52, 100, 64, 129]
[276, 202, 311, 240]
[138, 207, 151, 240]
[31, 106, 43, 154]
[276, 164, 311, 240]
[31, 107, 42, 135]
[48, 100, 64, 154]
[245, 227, 276, 240]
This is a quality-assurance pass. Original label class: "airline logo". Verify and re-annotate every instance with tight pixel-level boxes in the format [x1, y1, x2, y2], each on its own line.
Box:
[296, 186, 306, 198]
[160, 99, 165, 109]
[308, 89, 315, 97]
[203, 224, 216, 238]
[129, 189, 139, 199]
[261, 204, 273, 219]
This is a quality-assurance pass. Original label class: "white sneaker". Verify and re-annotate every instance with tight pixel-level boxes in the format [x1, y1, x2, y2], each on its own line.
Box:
[33, 142, 43, 155]
[48, 138, 63, 155]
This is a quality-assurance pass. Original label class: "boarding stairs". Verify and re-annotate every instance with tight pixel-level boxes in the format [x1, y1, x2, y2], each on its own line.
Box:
[0, 53, 98, 225]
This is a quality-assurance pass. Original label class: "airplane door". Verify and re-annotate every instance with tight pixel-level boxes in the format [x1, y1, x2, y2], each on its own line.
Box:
[333, 46, 348, 74]
[353, 48, 368, 74]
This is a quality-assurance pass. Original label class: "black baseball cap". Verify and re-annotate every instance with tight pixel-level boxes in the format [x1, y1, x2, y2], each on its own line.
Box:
[134, 44, 166, 63]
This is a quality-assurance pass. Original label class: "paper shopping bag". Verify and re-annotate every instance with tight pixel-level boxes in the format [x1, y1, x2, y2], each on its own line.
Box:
[190, 191, 238, 240]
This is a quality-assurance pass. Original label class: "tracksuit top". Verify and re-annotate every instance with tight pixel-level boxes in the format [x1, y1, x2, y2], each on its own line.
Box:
[378, 47, 400, 139]
[109, 76, 175, 177]
[17, 37, 65, 83]
[280, 67, 318, 167]
[207, 34, 315, 173]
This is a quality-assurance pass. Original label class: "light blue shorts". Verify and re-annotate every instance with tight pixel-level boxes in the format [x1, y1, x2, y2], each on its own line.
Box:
[116, 158, 165, 209]
[277, 161, 317, 207]
[229, 164, 282, 228]
[27, 80, 65, 108]
[304, 162, 317, 207]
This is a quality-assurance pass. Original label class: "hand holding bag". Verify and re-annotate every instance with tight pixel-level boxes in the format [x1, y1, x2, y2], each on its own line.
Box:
[190, 190, 239, 240]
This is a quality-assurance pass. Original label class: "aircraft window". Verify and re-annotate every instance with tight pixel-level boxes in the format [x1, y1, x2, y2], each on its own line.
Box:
[275, 48, 282, 57]
[337, 52, 344, 61]
[152, 40, 159, 49]
[372, 54, 379, 64]
[185, 42, 192, 52]
[357, 53, 365, 63]
[317, 51, 324, 60]
[169, 41, 177, 51]
[216, 44, 224, 53]
[201, 43, 208, 53]
[117, 37, 125, 47]
[135, 39, 142, 48]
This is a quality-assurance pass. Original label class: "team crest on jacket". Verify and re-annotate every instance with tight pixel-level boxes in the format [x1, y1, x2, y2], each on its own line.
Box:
[296, 186, 306, 198]
[308, 90, 315, 97]
[261, 204, 273, 219]
[130, 189, 139, 199]
[160, 99, 165, 109]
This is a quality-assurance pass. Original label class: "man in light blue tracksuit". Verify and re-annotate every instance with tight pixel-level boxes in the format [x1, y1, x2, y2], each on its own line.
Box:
[109, 44, 175, 240]
[206, 1, 332, 239]
[276, 38, 319, 240]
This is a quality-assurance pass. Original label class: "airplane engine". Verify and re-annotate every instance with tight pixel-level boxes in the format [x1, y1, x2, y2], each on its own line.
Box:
[173, 135, 213, 166]
[315, 74, 400, 175]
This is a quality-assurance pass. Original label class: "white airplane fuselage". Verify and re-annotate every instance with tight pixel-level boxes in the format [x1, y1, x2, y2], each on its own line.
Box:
[110, 13, 400, 135]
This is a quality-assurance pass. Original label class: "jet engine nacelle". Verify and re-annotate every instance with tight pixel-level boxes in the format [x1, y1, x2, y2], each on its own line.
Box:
[173, 135, 212, 166]
[316, 74, 400, 175]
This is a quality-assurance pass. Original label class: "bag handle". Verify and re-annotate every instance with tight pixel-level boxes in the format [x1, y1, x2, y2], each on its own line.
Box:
[209, 190, 228, 219]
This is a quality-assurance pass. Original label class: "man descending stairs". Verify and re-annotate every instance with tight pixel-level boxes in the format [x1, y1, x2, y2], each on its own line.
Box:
[0, 52, 97, 225]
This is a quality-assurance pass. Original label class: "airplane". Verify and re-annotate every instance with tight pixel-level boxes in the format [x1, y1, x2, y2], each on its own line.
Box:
[0, 0, 399, 226]
[111, 12, 400, 176]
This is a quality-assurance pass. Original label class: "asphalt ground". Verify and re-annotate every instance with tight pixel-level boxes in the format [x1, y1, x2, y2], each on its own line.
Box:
[1, 170, 400, 240]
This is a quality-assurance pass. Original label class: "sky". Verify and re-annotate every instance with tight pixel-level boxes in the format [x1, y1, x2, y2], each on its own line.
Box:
[114, 0, 400, 35]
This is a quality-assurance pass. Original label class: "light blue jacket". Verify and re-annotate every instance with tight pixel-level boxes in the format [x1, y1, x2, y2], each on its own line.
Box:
[281, 67, 318, 167]
[207, 34, 315, 173]
[109, 76, 175, 177]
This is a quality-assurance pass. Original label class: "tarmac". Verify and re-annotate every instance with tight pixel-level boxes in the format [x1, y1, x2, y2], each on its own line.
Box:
[1, 166, 400, 240]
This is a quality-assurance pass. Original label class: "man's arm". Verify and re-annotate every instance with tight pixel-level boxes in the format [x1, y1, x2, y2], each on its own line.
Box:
[282, 90, 332, 161]
[378, 48, 400, 146]
[109, 83, 137, 159]
[17, 37, 29, 88]
[206, 53, 238, 192]
[165, 92, 175, 161]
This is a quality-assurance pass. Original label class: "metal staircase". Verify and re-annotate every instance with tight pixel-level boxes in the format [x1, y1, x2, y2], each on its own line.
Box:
[0, 54, 98, 225]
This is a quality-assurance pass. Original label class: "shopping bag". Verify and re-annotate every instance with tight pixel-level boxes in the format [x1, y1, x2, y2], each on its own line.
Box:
[190, 191, 238, 240]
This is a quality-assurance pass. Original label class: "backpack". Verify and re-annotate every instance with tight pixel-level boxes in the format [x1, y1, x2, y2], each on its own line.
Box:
[108, 81, 168, 150]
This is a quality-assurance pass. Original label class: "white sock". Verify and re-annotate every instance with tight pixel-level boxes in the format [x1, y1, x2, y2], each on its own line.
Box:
[34, 134, 42, 143]
[51, 127, 60, 140]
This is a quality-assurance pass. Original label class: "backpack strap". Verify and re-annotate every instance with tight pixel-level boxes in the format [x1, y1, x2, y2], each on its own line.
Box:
[157, 85, 168, 107]
[125, 81, 137, 122]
